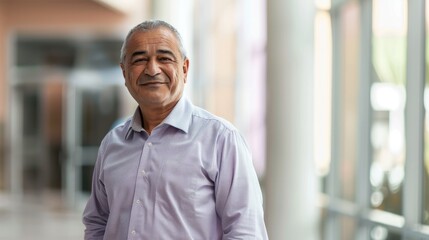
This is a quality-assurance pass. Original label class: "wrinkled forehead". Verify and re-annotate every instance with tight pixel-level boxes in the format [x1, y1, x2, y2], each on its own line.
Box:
[127, 27, 179, 49]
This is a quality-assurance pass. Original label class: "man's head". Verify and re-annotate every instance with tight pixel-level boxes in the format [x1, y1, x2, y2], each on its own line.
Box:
[120, 20, 189, 110]
[120, 20, 187, 63]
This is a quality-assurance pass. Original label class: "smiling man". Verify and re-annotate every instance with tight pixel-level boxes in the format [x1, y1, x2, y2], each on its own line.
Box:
[83, 20, 268, 240]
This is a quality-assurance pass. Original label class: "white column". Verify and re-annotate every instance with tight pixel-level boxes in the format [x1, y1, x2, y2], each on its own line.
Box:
[150, 0, 194, 99]
[404, 0, 425, 231]
[265, 0, 319, 239]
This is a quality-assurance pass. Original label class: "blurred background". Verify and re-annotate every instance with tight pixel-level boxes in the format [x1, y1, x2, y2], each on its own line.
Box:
[0, 0, 427, 239]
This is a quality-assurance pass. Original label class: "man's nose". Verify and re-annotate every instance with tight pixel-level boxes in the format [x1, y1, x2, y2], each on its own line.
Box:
[144, 59, 161, 76]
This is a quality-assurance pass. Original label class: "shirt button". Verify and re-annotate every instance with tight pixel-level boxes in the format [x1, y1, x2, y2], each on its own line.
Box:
[141, 170, 146, 176]
[136, 199, 141, 204]
[147, 142, 152, 147]
[131, 230, 136, 235]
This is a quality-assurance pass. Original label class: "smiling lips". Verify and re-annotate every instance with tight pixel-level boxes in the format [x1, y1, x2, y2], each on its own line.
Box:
[139, 81, 167, 86]
[138, 76, 168, 86]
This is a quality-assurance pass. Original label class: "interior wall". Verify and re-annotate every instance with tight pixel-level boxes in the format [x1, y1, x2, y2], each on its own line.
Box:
[0, 2, 5, 189]
[0, 0, 147, 191]
[3, 1, 129, 34]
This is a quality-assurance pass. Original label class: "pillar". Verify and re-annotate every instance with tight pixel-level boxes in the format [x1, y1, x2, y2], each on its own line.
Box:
[265, 0, 319, 239]
[150, 0, 194, 99]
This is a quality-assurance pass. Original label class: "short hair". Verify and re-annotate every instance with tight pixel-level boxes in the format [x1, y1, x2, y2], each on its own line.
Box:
[120, 20, 187, 63]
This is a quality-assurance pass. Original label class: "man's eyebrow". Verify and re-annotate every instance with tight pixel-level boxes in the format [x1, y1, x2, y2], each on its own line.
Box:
[157, 49, 176, 58]
[130, 49, 176, 58]
[131, 51, 147, 58]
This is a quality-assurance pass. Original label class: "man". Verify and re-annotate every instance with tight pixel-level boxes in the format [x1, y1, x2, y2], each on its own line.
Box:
[83, 20, 268, 240]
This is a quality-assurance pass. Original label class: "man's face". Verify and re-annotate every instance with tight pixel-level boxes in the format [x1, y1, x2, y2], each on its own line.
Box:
[121, 28, 189, 109]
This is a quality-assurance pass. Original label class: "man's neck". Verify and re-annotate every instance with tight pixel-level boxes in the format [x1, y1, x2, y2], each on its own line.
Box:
[139, 101, 178, 135]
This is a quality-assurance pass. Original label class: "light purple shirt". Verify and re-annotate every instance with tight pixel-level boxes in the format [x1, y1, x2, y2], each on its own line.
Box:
[83, 97, 268, 240]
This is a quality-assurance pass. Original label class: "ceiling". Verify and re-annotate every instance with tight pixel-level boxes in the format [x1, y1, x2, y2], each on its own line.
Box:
[0, 0, 140, 14]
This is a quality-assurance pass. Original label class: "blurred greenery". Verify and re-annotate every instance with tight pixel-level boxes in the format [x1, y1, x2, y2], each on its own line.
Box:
[372, 36, 406, 85]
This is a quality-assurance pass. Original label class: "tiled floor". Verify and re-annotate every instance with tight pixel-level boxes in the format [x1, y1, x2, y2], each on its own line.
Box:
[0, 192, 85, 240]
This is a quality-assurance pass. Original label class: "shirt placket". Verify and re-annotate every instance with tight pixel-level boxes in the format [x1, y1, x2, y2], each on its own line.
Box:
[127, 137, 153, 240]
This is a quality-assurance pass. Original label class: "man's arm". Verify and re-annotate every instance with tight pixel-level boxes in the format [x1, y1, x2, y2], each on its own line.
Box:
[215, 129, 269, 239]
[82, 138, 110, 240]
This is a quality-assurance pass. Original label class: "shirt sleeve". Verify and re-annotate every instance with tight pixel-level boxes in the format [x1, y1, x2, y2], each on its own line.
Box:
[82, 135, 110, 240]
[214, 129, 269, 239]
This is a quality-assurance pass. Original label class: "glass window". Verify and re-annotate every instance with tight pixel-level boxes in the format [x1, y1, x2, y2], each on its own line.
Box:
[16, 38, 76, 68]
[319, 208, 328, 240]
[15, 38, 122, 69]
[21, 86, 43, 191]
[338, 1, 361, 201]
[369, 225, 401, 240]
[79, 86, 121, 193]
[80, 87, 120, 147]
[370, 0, 407, 215]
[340, 215, 358, 240]
[314, 2, 332, 193]
[320, 214, 358, 240]
[14, 37, 124, 196]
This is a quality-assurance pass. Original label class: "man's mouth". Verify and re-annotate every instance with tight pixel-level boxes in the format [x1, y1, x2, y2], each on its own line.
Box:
[138, 81, 167, 86]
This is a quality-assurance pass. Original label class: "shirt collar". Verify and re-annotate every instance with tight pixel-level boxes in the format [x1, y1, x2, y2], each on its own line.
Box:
[125, 97, 192, 139]
[162, 96, 192, 133]
[125, 107, 144, 139]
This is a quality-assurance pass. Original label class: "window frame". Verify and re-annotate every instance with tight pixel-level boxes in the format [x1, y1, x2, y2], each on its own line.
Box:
[322, 0, 429, 239]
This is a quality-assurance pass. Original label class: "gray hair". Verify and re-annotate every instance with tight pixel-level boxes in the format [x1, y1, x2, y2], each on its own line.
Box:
[120, 20, 187, 63]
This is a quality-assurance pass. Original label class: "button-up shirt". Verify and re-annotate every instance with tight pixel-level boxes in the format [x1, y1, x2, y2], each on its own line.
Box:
[83, 97, 268, 240]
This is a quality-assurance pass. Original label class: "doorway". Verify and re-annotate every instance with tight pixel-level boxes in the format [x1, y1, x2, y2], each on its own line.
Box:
[9, 36, 124, 206]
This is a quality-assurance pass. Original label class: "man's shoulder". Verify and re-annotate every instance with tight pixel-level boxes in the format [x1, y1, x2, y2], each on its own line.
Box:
[190, 105, 237, 133]
[101, 117, 133, 143]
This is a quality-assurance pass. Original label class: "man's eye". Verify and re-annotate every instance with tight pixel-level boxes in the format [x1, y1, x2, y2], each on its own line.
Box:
[159, 57, 173, 62]
[132, 59, 146, 63]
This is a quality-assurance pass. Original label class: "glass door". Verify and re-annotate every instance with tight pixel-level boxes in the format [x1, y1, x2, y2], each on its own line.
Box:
[10, 67, 67, 197]
[9, 36, 125, 207]
[65, 69, 123, 206]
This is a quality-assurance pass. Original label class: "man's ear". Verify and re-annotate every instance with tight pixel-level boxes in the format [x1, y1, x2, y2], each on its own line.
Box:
[182, 58, 190, 83]
[120, 63, 126, 79]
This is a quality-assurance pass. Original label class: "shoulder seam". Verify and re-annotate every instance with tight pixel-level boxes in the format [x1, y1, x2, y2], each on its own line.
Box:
[191, 111, 236, 133]
[99, 130, 113, 170]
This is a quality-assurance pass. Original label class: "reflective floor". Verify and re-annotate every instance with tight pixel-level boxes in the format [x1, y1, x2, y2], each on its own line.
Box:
[0, 192, 85, 240]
